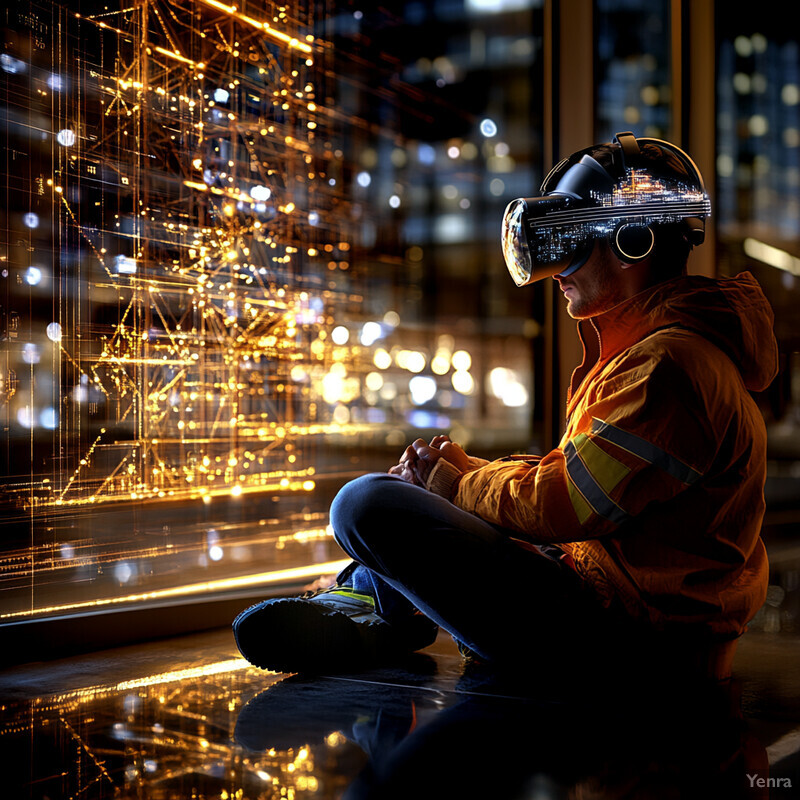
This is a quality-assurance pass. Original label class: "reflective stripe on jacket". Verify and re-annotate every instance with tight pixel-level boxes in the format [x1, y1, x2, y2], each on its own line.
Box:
[453, 271, 778, 637]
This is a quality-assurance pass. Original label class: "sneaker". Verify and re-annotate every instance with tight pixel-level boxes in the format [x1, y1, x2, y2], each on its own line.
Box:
[232, 586, 438, 674]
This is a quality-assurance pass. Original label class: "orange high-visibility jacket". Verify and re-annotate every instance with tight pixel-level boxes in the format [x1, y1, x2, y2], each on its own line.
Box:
[453, 272, 778, 637]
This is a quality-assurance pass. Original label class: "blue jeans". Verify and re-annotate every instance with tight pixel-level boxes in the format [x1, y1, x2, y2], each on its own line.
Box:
[329, 473, 622, 665]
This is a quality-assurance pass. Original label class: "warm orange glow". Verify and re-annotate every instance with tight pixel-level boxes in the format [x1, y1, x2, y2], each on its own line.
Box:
[0, 559, 350, 621]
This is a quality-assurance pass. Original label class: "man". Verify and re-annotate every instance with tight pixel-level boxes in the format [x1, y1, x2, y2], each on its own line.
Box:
[233, 132, 778, 679]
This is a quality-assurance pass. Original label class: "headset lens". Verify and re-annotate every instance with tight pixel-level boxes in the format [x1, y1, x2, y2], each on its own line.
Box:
[502, 199, 533, 287]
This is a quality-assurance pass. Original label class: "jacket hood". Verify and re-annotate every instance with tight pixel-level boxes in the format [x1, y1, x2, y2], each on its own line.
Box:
[590, 271, 779, 392]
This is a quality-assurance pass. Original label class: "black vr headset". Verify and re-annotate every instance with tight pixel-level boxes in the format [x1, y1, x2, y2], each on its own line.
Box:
[501, 131, 712, 286]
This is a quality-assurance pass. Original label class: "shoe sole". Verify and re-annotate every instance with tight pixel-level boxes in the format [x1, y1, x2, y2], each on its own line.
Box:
[233, 598, 363, 674]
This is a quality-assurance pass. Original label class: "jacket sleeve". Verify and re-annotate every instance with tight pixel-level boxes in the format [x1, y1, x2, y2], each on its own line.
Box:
[452, 347, 721, 543]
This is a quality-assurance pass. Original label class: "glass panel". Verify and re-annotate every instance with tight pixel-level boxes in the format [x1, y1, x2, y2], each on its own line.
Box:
[715, 9, 800, 633]
[1, 0, 350, 624]
[594, 0, 672, 142]
[0, 1, 545, 628]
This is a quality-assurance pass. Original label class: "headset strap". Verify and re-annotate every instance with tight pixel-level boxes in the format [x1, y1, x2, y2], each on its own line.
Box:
[614, 131, 640, 169]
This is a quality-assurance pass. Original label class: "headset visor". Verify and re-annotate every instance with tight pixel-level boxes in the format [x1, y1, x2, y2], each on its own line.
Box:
[501, 195, 595, 286]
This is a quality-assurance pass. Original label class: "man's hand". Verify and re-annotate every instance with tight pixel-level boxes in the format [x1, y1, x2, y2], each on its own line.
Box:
[406, 438, 443, 487]
[388, 435, 473, 493]
[387, 443, 425, 486]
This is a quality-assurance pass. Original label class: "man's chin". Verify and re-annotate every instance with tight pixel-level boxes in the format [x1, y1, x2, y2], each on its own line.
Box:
[565, 298, 585, 319]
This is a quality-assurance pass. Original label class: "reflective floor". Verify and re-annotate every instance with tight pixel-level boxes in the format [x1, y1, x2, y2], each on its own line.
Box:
[2, 618, 800, 799]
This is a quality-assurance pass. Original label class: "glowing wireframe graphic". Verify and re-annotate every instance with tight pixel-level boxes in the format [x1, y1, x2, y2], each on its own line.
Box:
[0, 1, 367, 513]
[0, 0, 375, 618]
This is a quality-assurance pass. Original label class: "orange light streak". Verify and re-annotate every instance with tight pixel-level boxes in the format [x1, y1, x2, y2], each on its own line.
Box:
[196, 0, 314, 54]
[1, 559, 350, 620]
[150, 45, 205, 69]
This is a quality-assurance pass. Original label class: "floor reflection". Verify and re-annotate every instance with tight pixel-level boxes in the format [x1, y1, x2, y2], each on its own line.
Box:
[1, 637, 788, 800]
[236, 671, 770, 800]
[3, 657, 352, 798]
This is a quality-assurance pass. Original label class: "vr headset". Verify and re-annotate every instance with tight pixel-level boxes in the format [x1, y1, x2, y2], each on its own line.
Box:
[501, 131, 712, 286]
